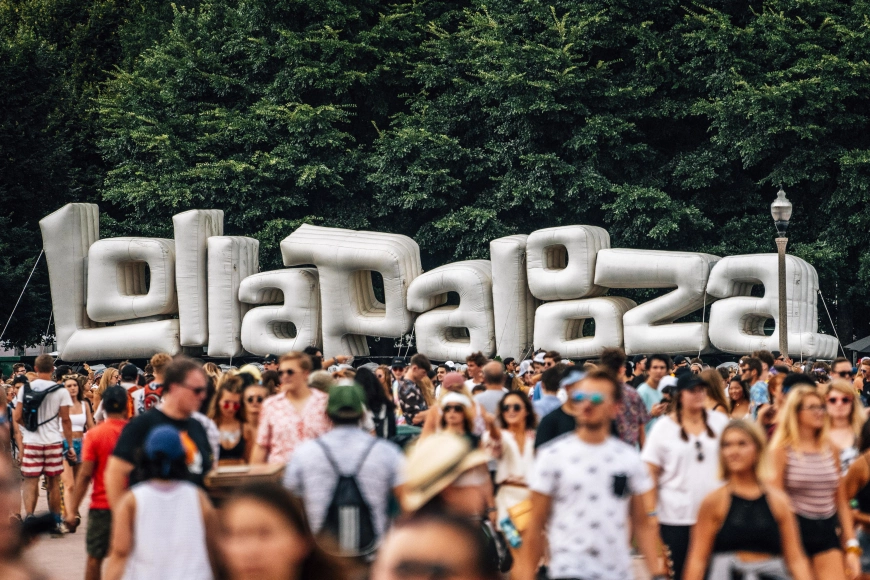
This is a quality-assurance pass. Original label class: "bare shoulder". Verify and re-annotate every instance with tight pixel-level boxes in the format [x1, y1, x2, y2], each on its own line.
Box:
[699, 485, 730, 518]
[764, 487, 794, 517]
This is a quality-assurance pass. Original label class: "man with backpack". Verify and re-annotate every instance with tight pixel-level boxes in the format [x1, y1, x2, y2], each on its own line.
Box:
[12, 354, 74, 533]
[284, 382, 406, 565]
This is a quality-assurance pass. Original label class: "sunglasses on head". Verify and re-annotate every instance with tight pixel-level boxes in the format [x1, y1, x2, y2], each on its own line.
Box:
[443, 405, 465, 413]
[62, 374, 82, 381]
[501, 403, 523, 413]
[221, 400, 241, 410]
[571, 392, 605, 405]
[246, 395, 264, 404]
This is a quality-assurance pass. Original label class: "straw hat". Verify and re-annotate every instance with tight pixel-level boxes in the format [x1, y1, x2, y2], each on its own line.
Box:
[402, 433, 490, 513]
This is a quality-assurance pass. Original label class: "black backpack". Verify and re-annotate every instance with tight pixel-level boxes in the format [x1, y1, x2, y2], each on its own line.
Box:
[21, 382, 64, 432]
[315, 438, 378, 557]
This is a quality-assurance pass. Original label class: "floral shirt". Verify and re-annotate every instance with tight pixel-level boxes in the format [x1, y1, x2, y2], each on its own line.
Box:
[256, 389, 331, 464]
[614, 384, 651, 447]
[749, 381, 769, 419]
[397, 379, 428, 425]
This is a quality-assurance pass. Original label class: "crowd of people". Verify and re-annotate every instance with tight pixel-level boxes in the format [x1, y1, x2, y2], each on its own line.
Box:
[0, 346, 869, 579]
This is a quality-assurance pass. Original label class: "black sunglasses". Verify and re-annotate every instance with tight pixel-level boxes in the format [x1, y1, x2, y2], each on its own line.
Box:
[443, 405, 464, 413]
[501, 403, 523, 413]
[695, 440, 704, 462]
[277, 369, 296, 377]
[246, 395, 264, 404]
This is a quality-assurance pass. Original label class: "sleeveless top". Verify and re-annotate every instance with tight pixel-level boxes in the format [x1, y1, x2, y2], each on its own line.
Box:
[70, 408, 86, 432]
[784, 448, 839, 518]
[218, 428, 246, 460]
[122, 481, 213, 580]
[855, 454, 870, 515]
[712, 493, 781, 555]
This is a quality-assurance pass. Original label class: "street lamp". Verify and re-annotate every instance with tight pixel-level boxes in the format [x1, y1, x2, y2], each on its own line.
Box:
[770, 188, 793, 358]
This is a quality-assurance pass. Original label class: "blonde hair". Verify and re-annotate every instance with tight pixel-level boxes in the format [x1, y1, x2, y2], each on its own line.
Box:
[826, 379, 865, 437]
[202, 362, 223, 384]
[418, 375, 436, 407]
[719, 419, 771, 481]
[769, 386, 829, 450]
[97, 368, 119, 398]
[438, 391, 475, 433]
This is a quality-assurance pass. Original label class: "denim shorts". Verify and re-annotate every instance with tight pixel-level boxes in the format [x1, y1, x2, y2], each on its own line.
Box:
[62, 438, 83, 466]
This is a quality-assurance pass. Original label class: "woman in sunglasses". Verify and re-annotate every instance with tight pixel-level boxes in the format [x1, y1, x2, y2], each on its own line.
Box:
[241, 382, 269, 462]
[826, 380, 866, 474]
[426, 392, 480, 449]
[482, 391, 537, 559]
[208, 375, 247, 464]
[641, 372, 729, 580]
[770, 386, 859, 579]
[684, 420, 812, 580]
[61, 373, 94, 528]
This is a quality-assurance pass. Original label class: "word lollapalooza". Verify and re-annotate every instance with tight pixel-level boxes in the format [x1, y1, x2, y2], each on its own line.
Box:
[40, 203, 836, 362]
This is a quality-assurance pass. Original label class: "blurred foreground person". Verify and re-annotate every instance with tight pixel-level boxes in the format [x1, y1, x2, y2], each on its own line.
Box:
[683, 420, 812, 580]
[0, 455, 40, 580]
[371, 512, 499, 580]
[105, 425, 216, 580]
[220, 482, 346, 580]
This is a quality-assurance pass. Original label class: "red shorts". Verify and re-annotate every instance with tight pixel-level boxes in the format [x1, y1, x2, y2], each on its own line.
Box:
[21, 443, 64, 478]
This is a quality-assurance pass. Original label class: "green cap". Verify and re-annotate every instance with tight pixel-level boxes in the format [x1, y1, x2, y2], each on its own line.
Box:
[327, 383, 366, 419]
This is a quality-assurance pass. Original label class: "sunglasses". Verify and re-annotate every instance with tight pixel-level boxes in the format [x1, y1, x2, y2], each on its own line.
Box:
[501, 403, 523, 413]
[277, 369, 296, 377]
[571, 392, 605, 405]
[800, 404, 826, 413]
[443, 405, 465, 413]
[177, 383, 208, 396]
[827, 396, 853, 405]
[695, 440, 704, 462]
[246, 395, 264, 404]
[221, 400, 241, 410]
[834, 371, 855, 378]
[62, 374, 82, 381]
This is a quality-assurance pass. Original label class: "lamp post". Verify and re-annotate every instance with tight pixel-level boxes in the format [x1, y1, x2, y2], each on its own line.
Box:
[770, 188, 793, 358]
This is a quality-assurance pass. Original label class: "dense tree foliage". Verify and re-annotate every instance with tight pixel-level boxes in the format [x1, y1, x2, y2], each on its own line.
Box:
[2, 0, 869, 353]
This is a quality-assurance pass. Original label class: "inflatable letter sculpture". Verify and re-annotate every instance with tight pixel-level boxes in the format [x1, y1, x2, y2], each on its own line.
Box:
[206, 237, 259, 358]
[490, 235, 537, 360]
[533, 297, 637, 359]
[407, 260, 495, 361]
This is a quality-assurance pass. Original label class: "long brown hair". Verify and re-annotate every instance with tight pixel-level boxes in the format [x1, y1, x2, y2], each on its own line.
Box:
[700, 369, 729, 412]
[208, 374, 245, 425]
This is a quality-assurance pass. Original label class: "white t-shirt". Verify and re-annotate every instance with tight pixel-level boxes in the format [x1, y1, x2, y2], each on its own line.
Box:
[16, 379, 73, 445]
[640, 412, 729, 525]
[530, 434, 653, 580]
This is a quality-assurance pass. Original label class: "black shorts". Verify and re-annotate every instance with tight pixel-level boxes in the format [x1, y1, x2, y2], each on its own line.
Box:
[796, 514, 841, 557]
[86, 509, 112, 559]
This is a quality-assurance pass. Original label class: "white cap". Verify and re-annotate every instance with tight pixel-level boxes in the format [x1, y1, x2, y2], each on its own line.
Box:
[440, 392, 472, 409]
[533, 353, 546, 364]
[517, 360, 533, 377]
[658, 376, 678, 392]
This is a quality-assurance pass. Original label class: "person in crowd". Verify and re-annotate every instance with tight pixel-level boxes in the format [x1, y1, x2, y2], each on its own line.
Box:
[260, 370, 279, 395]
[64, 386, 129, 580]
[13, 354, 74, 533]
[241, 381, 268, 461]
[355, 367, 396, 439]
[284, 382, 405, 561]
[220, 482, 347, 580]
[105, 425, 216, 580]
[308, 370, 335, 394]
[843, 419, 870, 578]
[857, 359, 870, 400]
[434, 364, 448, 390]
[374, 365, 394, 402]
[601, 347, 650, 448]
[740, 357, 768, 419]
[770, 385, 860, 579]
[371, 512, 500, 580]
[394, 353, 433, 426]
[262, 354, 279, 373]
[826, 379, 865, 474]
[207, 375, 247, 464]
[752, 350, 775, 383]
[94, 364, 140, 423]
[104, 356, 214, 508]
[464, 352, 487, 390]
[534, 368, 585, 449]
[812, 360, 832, 386]
[631, 354, 648, 387]
[60, 373, 94, 528]
[302, 346, 351, 371]
[251, 352, 331, 465]
[683, 420, 813, 580]
[7, 376, 23, 459]
[425, 391, 480, 448]
[517, 370, 665, 580]
[202, 362, 222, 407]
[727, 377, 751, 420]
[641, 371, 730, 580]
[831, 357, 856, 383]
[482, 390, 536, 560]
[130, 353, 169, 417]
[637, 354, 671, 433]
[701, 369, 729, 415]
[421, 372, 487, 439]
[473, 362, 507, 416]
[92, 367, 119, 419]
[532, 364, 563, 421]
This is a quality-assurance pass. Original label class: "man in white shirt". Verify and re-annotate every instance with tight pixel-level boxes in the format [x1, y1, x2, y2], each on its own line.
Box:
[13, 354, 74, 530]
[516, 369, 666, 580]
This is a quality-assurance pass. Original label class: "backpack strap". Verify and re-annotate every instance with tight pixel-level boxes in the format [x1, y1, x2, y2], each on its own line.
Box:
[33, 384, 65, 429]
[315, 436, 378, 477]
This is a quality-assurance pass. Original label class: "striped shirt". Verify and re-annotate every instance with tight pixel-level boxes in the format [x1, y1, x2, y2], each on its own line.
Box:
[784, 448, 839, 518]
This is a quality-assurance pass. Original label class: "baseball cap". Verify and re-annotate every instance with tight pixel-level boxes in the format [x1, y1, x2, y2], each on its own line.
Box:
[632, 354, 647, 364]
[391, 357, 407, 369]
[102, 386, 129, 414]
[533, 353, 546, 364]
[675, 372, 705, 392]
[673, 355, 688, 366]
[444, 361, 456, 370]
[144, 425, 185, 461]
[559, 369, 586, 389]
[263, 354, 278, 364]
[517, 360, 532, 377]
[440, 372, 466, 391]
[120, 364, 139, 381]
[11, 374, 28, 386]
[327, 383, 366, 419]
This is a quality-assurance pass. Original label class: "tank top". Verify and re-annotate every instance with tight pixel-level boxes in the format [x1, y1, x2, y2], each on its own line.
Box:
[784, 448, 839, 518]
[122, 481, 213, 580]
[70, 408, 86, 432]
[712, 493, 781, 555]
[854, 454, 870, 515]
[218, 429, 246, 460]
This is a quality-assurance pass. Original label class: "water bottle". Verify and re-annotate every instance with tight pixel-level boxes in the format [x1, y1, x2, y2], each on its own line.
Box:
[499, 516, 522, 548]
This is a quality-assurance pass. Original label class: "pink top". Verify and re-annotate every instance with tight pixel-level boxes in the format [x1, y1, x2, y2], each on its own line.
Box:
[256, 389, 331, 464]
[784, 447, 839, 518]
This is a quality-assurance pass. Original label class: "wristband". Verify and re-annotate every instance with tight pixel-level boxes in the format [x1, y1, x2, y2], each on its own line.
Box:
[847, 538, 860, 549]
[647, 510, 658, 517]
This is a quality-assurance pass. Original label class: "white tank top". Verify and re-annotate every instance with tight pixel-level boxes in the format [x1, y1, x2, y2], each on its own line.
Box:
[70, 408, 86, 432]
[122, 481, 213, 580]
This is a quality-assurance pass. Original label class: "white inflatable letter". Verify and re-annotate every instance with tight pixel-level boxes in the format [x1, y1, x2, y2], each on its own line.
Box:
[533, 297, 636, 358]
[207, 236, 259, 358]
[239, 268, 321, 356]
[526, 226, 609, 301]
[407, 260, 495, 361]
[174, 209, 223, 346]
[706, 254, 837, 358]
[490, 235, 537, 360]
[594, 249, 720, 355]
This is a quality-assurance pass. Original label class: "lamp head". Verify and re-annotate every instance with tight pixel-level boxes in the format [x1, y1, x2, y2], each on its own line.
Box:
[770, 187, 792, 237]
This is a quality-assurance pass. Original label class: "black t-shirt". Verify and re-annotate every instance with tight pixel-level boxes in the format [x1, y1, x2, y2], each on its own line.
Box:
[112, 409, 213, 487]
[533, 406, 620, 450]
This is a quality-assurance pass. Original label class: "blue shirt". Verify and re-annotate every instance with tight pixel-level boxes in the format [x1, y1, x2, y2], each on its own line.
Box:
[637, 383, 663, 434]
[532, 382, 542, 401]
[749, 381, 769, 419]
[533, 394, 562, 420]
